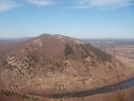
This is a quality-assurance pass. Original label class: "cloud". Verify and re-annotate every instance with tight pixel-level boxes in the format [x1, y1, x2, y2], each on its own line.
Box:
[26, 0, 54, 6]
[0, 0, 55, 12]
[0, 0, 133, 12]
[117, 2, 134, 7]
[75, 0, 134, 9]
[0, 0, 18, 12]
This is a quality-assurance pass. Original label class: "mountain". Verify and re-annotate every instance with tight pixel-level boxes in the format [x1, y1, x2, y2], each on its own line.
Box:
[0, 34, 132, 95]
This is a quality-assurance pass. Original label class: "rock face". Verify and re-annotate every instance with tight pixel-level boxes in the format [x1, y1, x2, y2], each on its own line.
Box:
[0, 34, 129, 94]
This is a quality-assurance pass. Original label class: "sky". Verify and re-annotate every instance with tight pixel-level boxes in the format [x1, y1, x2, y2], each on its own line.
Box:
[0, 0, 134, 38]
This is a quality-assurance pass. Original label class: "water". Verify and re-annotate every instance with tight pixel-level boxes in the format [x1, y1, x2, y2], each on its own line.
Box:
[122, 78, 134, 88]
[51, 78, 134, 98]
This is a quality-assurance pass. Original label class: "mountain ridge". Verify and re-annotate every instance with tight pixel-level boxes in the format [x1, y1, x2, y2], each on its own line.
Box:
[0, 34, 131, 95]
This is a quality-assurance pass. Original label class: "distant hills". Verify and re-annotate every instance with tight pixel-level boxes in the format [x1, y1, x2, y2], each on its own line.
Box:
[80, 38, 134, 45]
[0, 37, 33, 42]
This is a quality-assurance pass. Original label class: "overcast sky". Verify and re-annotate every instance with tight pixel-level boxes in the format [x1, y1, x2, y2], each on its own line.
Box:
[0, 0, 134, 38]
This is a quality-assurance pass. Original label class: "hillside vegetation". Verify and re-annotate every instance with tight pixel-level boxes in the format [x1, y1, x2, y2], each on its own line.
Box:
[0, 34, 133, 97]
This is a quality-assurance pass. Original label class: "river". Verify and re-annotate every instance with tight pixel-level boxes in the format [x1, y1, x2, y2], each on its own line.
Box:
[51, 78, 134, 98]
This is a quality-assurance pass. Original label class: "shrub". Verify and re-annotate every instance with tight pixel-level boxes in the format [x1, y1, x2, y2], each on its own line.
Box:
[80, 44, 94, 58]
[49, 67, 54, 71]
[2, 59, 8, 65]
[109, 94, 127, 101]
[56, 63, 61, 67]
[93, 47, 113, 62]
[32, 96, 40, 101]
[64, 44, 74, 56]
[80, 43, 112, 62]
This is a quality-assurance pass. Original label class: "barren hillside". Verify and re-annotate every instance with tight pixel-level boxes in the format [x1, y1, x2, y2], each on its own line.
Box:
[0, 34, 133, 96]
